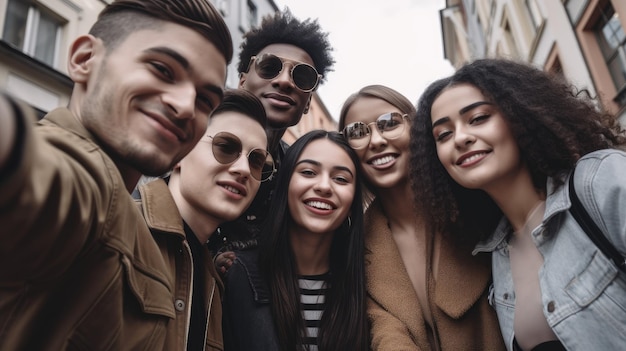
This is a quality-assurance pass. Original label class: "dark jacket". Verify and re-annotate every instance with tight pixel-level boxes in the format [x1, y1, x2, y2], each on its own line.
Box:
[222, 248, 279, 350]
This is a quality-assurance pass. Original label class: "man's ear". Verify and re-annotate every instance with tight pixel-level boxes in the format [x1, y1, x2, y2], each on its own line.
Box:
[67, 35, 100, 84]
[238, 72, 247, 88]
[303, 95, 312, 114]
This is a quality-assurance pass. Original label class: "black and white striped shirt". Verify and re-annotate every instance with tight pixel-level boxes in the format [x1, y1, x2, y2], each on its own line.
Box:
[298, 273, 329, 351]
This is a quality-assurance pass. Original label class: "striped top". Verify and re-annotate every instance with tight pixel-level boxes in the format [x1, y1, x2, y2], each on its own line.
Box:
[298, 273, 329, 351]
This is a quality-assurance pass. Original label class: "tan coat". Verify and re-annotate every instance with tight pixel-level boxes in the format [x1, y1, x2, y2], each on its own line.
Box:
[365, 200, 505, 350]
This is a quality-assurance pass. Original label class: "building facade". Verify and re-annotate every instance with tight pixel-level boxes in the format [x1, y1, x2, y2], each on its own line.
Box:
[440, 0, 626, 122]
[0, 0, 335, 135]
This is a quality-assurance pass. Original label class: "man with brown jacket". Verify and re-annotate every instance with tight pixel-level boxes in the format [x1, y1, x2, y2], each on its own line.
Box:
[0, 0, 232, 349]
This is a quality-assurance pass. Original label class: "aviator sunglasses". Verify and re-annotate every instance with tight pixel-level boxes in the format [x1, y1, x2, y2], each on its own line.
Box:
[342, 112, 409, 149]
[205, 132, 275, 182]
[249, 53, 321, 92]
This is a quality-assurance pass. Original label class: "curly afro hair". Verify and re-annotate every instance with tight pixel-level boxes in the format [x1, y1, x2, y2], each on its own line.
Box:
[237, 8, 334, 83]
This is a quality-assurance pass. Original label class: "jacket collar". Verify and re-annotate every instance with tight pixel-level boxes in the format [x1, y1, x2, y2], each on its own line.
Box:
[41, 108, 96, 142]
[474, 176, 572, 254]
[137, 178, 185, 239]
[366, 200, 492, 320]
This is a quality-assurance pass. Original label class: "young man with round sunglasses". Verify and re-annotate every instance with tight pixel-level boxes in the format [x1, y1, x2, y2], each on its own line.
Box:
[135, 89, 272, 351]
[211, 9, 335, 266]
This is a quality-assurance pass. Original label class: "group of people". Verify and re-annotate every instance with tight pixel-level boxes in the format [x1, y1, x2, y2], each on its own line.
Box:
[0, 0, 624, 350]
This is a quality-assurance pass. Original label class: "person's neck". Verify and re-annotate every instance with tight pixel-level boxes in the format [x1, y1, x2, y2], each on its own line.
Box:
[267, 127, 287, 155]
[484, 170, 545, 233]
[289, 230, 332, 276]
[168, 176, 220, 243]
[183, 214, 219, 244]
[113, 160, 142, 193]
[377, 180, 420, 232]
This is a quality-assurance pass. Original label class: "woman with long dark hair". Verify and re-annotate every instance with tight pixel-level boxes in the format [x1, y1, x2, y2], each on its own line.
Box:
[222, 130, 368, 351]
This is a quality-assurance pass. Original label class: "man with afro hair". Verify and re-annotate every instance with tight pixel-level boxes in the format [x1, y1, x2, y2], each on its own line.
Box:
[212, 9, 334, 268]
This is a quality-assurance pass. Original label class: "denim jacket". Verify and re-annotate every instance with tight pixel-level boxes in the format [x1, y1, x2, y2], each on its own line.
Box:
[474, 149, 626, 350]
[222, 248, 279, 351]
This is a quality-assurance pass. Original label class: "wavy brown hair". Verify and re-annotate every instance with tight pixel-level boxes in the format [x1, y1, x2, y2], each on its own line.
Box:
[410, 58, 626, 243]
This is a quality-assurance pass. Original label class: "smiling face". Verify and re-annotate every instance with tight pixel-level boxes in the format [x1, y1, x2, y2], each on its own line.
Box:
[71, 22, 227, 178]
[287, 139, 356, 239]
[238, 43, 314, 129]
[172, 112, 267, 226]
[342, 97, 410, 190]
[430, 83, 525, 192]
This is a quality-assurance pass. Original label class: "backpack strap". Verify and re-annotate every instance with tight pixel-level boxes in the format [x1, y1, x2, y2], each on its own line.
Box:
[568, 169, 626, 274]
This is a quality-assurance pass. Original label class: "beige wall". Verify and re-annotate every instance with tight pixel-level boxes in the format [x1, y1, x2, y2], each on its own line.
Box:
[282, 92, 337, 145]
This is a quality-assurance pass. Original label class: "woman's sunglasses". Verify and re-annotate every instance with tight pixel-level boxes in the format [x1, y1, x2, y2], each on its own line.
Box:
[249, 53, 321, 92]
[342, 112, 409, 149]
[206, 132, 275, 182]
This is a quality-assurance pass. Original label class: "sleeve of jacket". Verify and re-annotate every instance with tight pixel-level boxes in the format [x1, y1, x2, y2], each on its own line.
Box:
[0, 105, 112, 282]
[222, 257, 252, 351]
[368, 296, 422, 351]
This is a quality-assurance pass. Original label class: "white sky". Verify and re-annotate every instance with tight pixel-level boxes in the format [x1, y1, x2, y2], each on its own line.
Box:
[275, 0, 455, 121]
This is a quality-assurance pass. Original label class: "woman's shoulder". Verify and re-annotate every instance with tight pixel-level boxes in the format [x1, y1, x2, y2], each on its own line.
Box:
[579, 149, 626, 163]
[574, 149, 626, 184]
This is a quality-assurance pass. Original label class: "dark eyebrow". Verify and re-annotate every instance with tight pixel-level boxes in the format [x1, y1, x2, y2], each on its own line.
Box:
[144, 47, 224, 101]
[145, 47, 189, 69]
[432, 101, 493, 128]
[459, 101, 492, 115]
[296, 159, 355, 178]
[432, 116, 450, 128]
[296, 159, 321, 167]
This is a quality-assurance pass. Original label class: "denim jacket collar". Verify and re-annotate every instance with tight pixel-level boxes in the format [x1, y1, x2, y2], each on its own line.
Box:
[473, 174, 573, 255]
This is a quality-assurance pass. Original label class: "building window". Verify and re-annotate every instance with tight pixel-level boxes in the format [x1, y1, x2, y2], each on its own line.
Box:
[246, 0, 258, 29]
[217, 0, 230, 16]
[525, 0, 543, 30]
[502, 21, 520, 58]
[2, 0, 62, 67]
[595, 2, 626, 101]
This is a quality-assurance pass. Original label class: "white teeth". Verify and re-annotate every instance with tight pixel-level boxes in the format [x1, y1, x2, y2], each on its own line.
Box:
[461, 153, 486, 165]
[371, 155, 395, 166]
[224, 185, 241, 194]
[306, 201, 332, 210]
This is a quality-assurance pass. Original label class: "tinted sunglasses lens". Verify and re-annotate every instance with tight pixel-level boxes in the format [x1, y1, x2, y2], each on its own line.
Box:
[247, 150, 268, 181]
[260, 153, 275, 181]
[255, 55, 283, 80]
[246, 150, 274, 181]
[211, 133, 241, 164]
[292, 64, 318, 91]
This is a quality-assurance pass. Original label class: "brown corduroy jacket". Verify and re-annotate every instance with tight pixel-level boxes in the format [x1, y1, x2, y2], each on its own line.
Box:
[365, 200, 506, 350]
